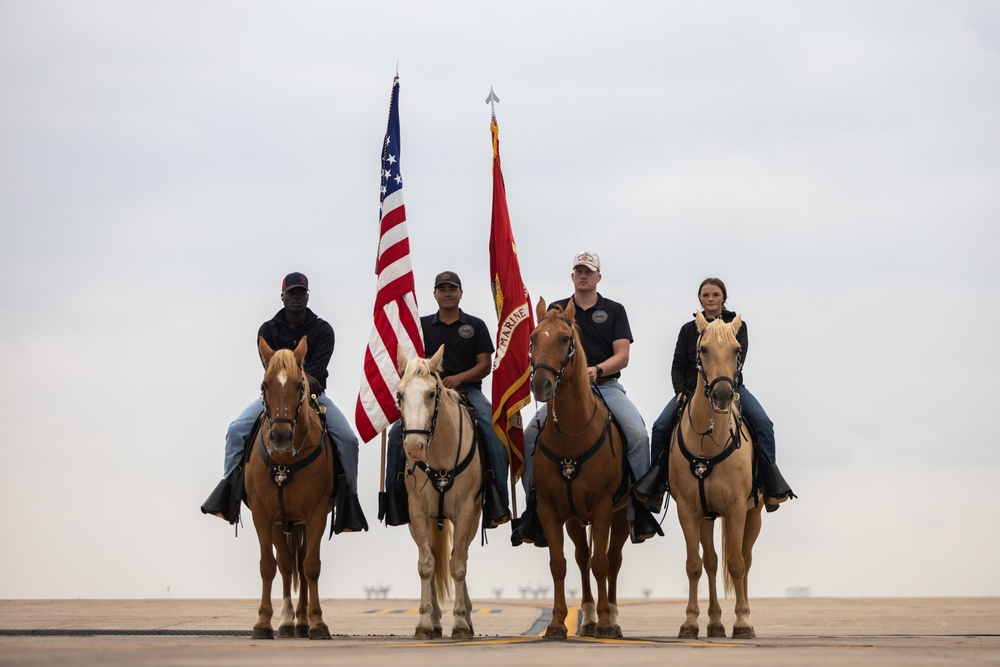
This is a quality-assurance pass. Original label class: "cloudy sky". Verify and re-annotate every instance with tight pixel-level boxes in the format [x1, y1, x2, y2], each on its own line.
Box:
[2, 1, 998, 602]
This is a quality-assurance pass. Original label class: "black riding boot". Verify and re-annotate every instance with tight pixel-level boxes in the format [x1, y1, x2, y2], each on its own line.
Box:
[482, 469, 512, 528]
[629, 501, 664, 544]
[633, 450, 669, 514]
[757, 456, 796, 512]
[510, 488, 547, 547]
[334, 481, 370, 533]
[379, 470, 410, 526]
[200, 473, 240, 524]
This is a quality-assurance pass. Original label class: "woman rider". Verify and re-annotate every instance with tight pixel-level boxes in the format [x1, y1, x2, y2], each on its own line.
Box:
[637, 277, 794, 511]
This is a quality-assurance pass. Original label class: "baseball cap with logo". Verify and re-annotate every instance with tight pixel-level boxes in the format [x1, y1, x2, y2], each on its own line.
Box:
[434, 271, 462, 289]
[572, 252, 601, 272]
[281, 272, 309, 292]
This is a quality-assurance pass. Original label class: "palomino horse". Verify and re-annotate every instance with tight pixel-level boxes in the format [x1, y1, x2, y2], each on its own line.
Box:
[396, 344, 482, 640]
[244, 336, 335, 640]
[528, 298, 631, 639]
[669, 312, 763, 639]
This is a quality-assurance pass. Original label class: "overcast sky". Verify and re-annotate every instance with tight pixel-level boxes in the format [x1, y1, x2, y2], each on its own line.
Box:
[1, 1, 998, 602]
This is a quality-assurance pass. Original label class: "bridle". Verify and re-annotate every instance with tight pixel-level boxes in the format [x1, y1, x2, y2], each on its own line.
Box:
[396, 377, 443, 452]
[691, 329, 744, 435]
[529, 313, 577, 393]
[260, 376, 307, 455]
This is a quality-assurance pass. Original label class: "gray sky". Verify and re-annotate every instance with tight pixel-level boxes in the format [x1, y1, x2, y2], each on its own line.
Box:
[2, 1, 998, 601]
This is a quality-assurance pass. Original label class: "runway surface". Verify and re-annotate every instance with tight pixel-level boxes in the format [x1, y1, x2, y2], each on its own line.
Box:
[1, 597, 998, 666]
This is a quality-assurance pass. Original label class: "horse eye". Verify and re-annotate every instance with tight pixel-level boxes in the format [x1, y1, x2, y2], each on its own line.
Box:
[561, 335, 571, 344]
[699, 347, 708, 355]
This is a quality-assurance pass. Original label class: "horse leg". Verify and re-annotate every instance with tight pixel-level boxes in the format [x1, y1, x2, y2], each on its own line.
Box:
[729, 507, 758, 639]
[540, 505, 569, 639]
[701, 519, 725, 637]
[607, 507, 630, 638]
[301, 515, 331, 640]
[567, 521, 593, 637]
[251, 520, 277, 639]
[408, 518, 438, 640]
[449, 508, 478, 639]
[589, 506, 616, 639]
[677, 508, 703, 639]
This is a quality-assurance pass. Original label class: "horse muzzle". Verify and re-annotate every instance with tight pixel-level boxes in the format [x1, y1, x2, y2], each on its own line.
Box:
[267, 424, 294, 450]
[403, 437, 429, 464]
[530, 374, 555, 403]
[710, 384, 734, 413]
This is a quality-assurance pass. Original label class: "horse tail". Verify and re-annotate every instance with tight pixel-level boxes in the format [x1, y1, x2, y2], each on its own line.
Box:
[287, 525, 305, 594]
[431, 519, 454, 603]
[721, 518, 735, 598]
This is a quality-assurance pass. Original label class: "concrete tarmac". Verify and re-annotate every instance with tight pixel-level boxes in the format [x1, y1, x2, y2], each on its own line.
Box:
[1, 597, 998, 666]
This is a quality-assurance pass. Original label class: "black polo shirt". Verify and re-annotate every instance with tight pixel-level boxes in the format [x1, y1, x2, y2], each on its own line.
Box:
[552, 294, 633, 380]
[420, 310, 495, 390]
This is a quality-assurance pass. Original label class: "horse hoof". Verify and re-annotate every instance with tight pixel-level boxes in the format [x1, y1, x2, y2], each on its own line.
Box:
[295, 624, 309, 638]
[614, 624, 623, 639]
[251, 627, 274, 640]
[309, 625, 332, 640]
[276, 625, 296, 639]
[451, 626, 473, 640]
[707, 624, 726, 638]
[595, 625, 617, 639]
[579, 622, 596, 637]
[732, 626, 756, 640]
[544, 625, 568, 639]
[414, 626, 437, 640]
[678, 626, 698, 640]
[434, 627, 443, 639]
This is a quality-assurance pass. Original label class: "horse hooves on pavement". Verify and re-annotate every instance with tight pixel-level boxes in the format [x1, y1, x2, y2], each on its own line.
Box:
[678, 626, 698, 640]
[579, 622, 596, 637]
[732, 626, 756, 639]
[707, 624, 726, 638]
[414, 626, 437, 640]
[544, 625, 568, 639]
[614, 624, 623, 639]
[308, 625, 332, 640]
[451, 626, 474, 640]
[276, 625, 296, 639]
[595, 625, 617, 639]
[251, 627, 275, 640]
[294, 624, 309, 638]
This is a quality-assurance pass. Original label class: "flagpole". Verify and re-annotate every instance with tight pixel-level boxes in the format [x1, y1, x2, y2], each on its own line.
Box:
[485, 85, 522, 520]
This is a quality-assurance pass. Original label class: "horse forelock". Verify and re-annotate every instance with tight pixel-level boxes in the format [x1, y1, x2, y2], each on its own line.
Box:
[265, 349, 301, 381]
[702, 317, 737, 346]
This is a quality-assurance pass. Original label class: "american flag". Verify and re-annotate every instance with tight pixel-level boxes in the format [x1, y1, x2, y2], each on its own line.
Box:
[355, 79, 424, 443]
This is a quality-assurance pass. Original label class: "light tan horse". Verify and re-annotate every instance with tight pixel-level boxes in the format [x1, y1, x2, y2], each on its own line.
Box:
[244, 337, 335, 640]
[528, 298, 631, 639]
[669, 312, 763, 639]
[396, 344, 482, 640]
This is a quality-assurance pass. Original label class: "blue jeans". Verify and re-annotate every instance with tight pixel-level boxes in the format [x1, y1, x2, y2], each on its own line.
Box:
[519, 380, 650, 494]
[650, 384, 776, 464]
[224, 393, 360, 493]
[386, 387, 510, 507]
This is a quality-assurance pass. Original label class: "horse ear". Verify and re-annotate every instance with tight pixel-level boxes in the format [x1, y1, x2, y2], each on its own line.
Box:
[293, 336, 308, 365]
[428, 344, 445, 373]
[396, 344, 409, 376]
[695, 311, 709, 333]
[564, 298, 576, 321]
[535, 296, 547, 321]
[258, 336, 274, 367]
[730, 315, 743, 337]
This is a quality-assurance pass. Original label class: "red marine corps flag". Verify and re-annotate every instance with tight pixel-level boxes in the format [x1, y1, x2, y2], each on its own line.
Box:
[356, 77, 424, 444]
[486, 88, 534, 485]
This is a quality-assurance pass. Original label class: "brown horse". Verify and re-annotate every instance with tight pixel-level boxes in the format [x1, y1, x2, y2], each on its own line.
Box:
[396, 344, 482, 640]
[528, 298, 631, 639]
[669, 312, 763, 639]
[244, 336, 334, 640]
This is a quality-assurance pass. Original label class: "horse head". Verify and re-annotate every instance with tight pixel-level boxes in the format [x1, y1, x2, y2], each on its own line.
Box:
[396, 344, 445, 465]
[694, 312, 743, 413]
[258, 336, 308, 452]
[529, 297, 584, 402]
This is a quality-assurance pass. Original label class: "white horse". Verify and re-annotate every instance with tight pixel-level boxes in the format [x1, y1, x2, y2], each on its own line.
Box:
[396, 345, 483, 639]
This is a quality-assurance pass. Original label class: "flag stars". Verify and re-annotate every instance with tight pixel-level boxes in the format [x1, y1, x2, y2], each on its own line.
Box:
[386, 154, 397, 165]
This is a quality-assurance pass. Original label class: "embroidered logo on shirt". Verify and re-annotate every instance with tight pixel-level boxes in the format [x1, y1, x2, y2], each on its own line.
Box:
[459, 324, 475, 339]
[591, 310, 609, 324]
